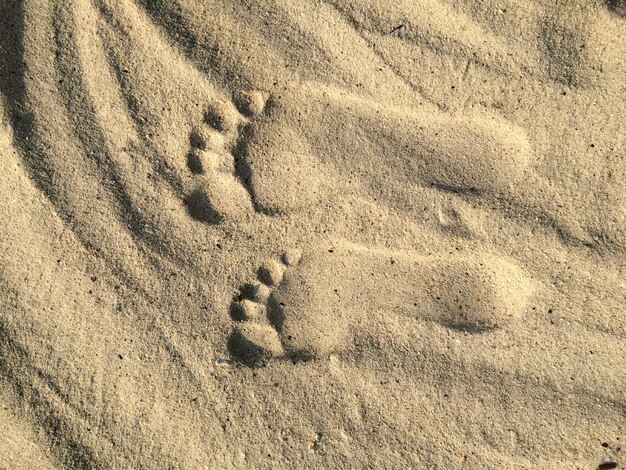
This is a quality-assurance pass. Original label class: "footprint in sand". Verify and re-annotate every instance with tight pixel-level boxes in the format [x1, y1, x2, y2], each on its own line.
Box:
[228, 244, 535, 367]
[239, 83, 626, 250]
[238, 83, 534, 214]
[184, 91, 268, 223]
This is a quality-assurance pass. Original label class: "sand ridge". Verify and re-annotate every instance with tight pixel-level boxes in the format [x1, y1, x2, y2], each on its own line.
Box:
[0, 0, 625, 468]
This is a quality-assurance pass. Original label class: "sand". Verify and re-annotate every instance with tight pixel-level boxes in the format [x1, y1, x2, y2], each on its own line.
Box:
[0, 0, 624, 468]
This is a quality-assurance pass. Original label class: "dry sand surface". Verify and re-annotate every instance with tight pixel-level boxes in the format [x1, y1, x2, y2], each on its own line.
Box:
[0, 0, 625, 468]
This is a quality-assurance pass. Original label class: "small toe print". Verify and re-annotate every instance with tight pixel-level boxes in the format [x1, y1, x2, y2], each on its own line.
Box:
[231, 299, 264, 321]
[235, 90, 267, 117]
[191, 149, 221, 172]
[258, 259, 285, 287]
[282, 248, 302, 267]
[187, 150, 204, 174]
[204, 102, 240, 132]
[191, 125, 226, 151]
[185, 188, 223, 224]
[190, 127, 208, 150]
[250, 282, 271, 303]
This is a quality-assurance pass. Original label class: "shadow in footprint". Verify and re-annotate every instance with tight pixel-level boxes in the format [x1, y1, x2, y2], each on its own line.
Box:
[227, 330, 270, 368]
[230, 127, 255, 197]
[266, 296, 286, 332]
[186, 151, 204, 174]
[606, 0, 626, 17]
[185, 189, 222, 224]
[229, 124, 279, 217]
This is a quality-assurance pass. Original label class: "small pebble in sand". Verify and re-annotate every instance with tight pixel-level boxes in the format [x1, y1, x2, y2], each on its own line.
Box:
[598, 461, 618, 470]
[215, 358, 234, 367]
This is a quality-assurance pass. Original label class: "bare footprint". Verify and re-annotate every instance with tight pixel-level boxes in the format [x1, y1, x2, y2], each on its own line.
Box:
[239, 83, 534, 217]
[184, 91, 269, 223]
[228, 244, 535, 367]
[238, 83, 626, 251]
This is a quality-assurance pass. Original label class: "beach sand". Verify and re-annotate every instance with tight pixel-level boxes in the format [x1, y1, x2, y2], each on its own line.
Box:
[0, 0, 624, 468]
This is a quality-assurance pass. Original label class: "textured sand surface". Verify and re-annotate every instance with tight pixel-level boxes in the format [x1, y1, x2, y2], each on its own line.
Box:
[0, 0, 625, 468]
